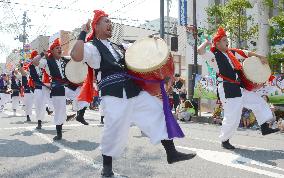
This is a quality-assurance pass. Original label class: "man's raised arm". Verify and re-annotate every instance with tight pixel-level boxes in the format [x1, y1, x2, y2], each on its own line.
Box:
[71, 20, 90, 62]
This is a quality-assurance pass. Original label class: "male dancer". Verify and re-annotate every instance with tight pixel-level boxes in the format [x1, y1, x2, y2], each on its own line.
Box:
[19, 65, 33, 121]
[29, 50, 48, 129]
[71, 10, 195, 177]
[197, 27, 279, 149]
[11, 69, 21, 116]
[33, 38, 86, 140]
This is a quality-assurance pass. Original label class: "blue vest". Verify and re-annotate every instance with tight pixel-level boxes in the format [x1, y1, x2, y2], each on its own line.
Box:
[92, 38, 141, 98]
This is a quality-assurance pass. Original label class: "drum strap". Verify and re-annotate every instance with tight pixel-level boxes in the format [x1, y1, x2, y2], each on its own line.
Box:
[217, 73, 240, 85]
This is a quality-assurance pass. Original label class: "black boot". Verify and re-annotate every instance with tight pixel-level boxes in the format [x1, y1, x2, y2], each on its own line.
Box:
[161, 140, 196, 164]
[261, 122, 279, 135]
[66, 113, 76, 121]
[222, 140, 235, 149]
[36, 120, 42, 129]
[76, 107, 89, 125]
[101, 154, 114, 177]
[100, 116, 104, 124]
[46, 107, 53, 115]
[26, 115, 31, 122]
[53, 125, 62, 140]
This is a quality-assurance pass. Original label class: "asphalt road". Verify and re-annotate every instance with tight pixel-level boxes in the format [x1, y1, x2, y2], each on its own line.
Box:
[0, 103, 284, 178]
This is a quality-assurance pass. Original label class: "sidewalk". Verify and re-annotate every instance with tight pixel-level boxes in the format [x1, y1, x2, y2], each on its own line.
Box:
[191, 112, 213, 124]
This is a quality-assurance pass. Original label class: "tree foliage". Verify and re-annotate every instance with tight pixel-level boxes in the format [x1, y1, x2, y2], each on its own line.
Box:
[205, 0, 258, 48]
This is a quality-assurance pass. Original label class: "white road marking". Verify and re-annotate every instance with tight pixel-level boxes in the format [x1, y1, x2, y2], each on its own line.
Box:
[25, 127, 125, 178]
[177, 146, 284, 178]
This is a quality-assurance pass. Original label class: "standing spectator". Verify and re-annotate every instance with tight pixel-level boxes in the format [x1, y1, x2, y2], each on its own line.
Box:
[172, 74, 185, 113]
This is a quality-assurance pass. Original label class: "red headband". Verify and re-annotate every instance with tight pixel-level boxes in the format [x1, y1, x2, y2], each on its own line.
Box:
[86, 10, 109, 42]
[30, 50, 38, 59]
[211, 27, 227, 52]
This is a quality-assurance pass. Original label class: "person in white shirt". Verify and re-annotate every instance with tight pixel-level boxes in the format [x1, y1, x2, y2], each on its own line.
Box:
[197, 27, 279, 149]
[71, 9, 196, 177]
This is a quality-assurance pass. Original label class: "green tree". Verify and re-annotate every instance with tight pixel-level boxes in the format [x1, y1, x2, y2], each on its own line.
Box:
[264, 0, 284, 71]
[206, 0, 258, 48]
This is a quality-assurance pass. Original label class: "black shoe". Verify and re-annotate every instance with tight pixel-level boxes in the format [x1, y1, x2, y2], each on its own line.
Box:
[101, 155, 114, 177]
[76, 115, 89, 125]
[26, 115, 31, 122]
[53, 125, 62, 141]
[222, 140, 235, 150]
[161, 140, 196, 164]
[261, 123, 280, 135]
[100, 116, 104, 124]
[101, 165, 114, 177]
[66, 113, 76, 121]
[167, 151, 196, 164]
[36, 120, 42, 129]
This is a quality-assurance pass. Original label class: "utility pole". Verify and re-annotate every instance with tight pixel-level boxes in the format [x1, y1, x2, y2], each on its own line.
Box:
[160, 0, 165, 39]
[15, 11, 30, 50]
[191, 0, 199, 115]
[166, 0, 170, 44]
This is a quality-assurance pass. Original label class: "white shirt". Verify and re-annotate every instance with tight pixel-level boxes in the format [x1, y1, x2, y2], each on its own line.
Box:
[39, 58, 65, 79]
[200, 50, 249, 74]
[83, 40, 121, 70]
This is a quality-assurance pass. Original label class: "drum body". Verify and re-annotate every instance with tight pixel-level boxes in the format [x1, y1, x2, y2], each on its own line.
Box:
[240, 56, 271, 91]
[125, 37, 174, 96]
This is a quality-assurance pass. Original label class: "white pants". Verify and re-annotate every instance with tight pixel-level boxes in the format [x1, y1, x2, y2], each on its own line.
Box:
[12, 96, 20, 110]
[42, 86, 53, 111]
[66, 87, 89, 111]
[0, 93, 10, 109]
[34, 89, 46, 121]
[52, 96, 66, 125]
[23, 92, 33, 116]
[218, 83, 273, 142]
[100, 91, 168, 158]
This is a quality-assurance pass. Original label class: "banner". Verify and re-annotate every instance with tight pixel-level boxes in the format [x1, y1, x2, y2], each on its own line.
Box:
[179, 0, 187, 26]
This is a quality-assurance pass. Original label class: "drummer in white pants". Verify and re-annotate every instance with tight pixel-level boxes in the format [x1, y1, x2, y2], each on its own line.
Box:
[11, 70, 21, 116]
[19, 66, 34, 121]
[71, 10, 195, 177]
[197, 27, 279, 150]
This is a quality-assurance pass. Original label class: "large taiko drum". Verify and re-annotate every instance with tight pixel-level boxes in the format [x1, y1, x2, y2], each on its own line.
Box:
[125, 37, 174, 96]
[65, 59, 88, 84]
[239, 56, 271, 91]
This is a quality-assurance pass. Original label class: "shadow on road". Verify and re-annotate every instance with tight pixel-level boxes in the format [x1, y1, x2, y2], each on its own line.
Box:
[234, 148, 284, 166]
[0, 138, 59, 157]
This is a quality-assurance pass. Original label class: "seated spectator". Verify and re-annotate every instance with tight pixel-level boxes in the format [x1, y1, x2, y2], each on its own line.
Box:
[241, 108, 251, 128]
[177, 94, 193, 122]
[212, 103, 223, 125]
[277, 118, 284, 132]
[262, 95, 277, 128]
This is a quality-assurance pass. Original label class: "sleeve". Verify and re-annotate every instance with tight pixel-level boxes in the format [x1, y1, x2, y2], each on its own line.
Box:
[83, 43, 101, 69]
[38, 58, 47, 69]
[200, 51, 219, 73]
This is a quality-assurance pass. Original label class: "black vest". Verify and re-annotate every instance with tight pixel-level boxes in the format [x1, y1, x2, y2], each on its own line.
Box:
[0, 79, 7, 93]
[11, 76, 20, 97]
[29, 64, 43, 90]
[214, 49, 242, 98]
[92, 39, 141, 98]
[22, 76, 32, 93]
[47, 57, 78, 97]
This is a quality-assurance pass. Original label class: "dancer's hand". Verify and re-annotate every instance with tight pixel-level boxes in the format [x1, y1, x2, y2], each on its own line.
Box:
[81, 19, 91, 33]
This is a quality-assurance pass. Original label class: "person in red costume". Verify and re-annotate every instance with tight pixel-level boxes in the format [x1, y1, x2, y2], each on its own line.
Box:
[71, 10, 196, 177]
[197, 27, 279, 150]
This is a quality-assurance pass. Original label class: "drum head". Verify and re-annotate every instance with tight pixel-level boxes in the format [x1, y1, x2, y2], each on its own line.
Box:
[243, 57, 271, 84]
[125, 37, 169, 73]
[65, 60, 88, 84]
